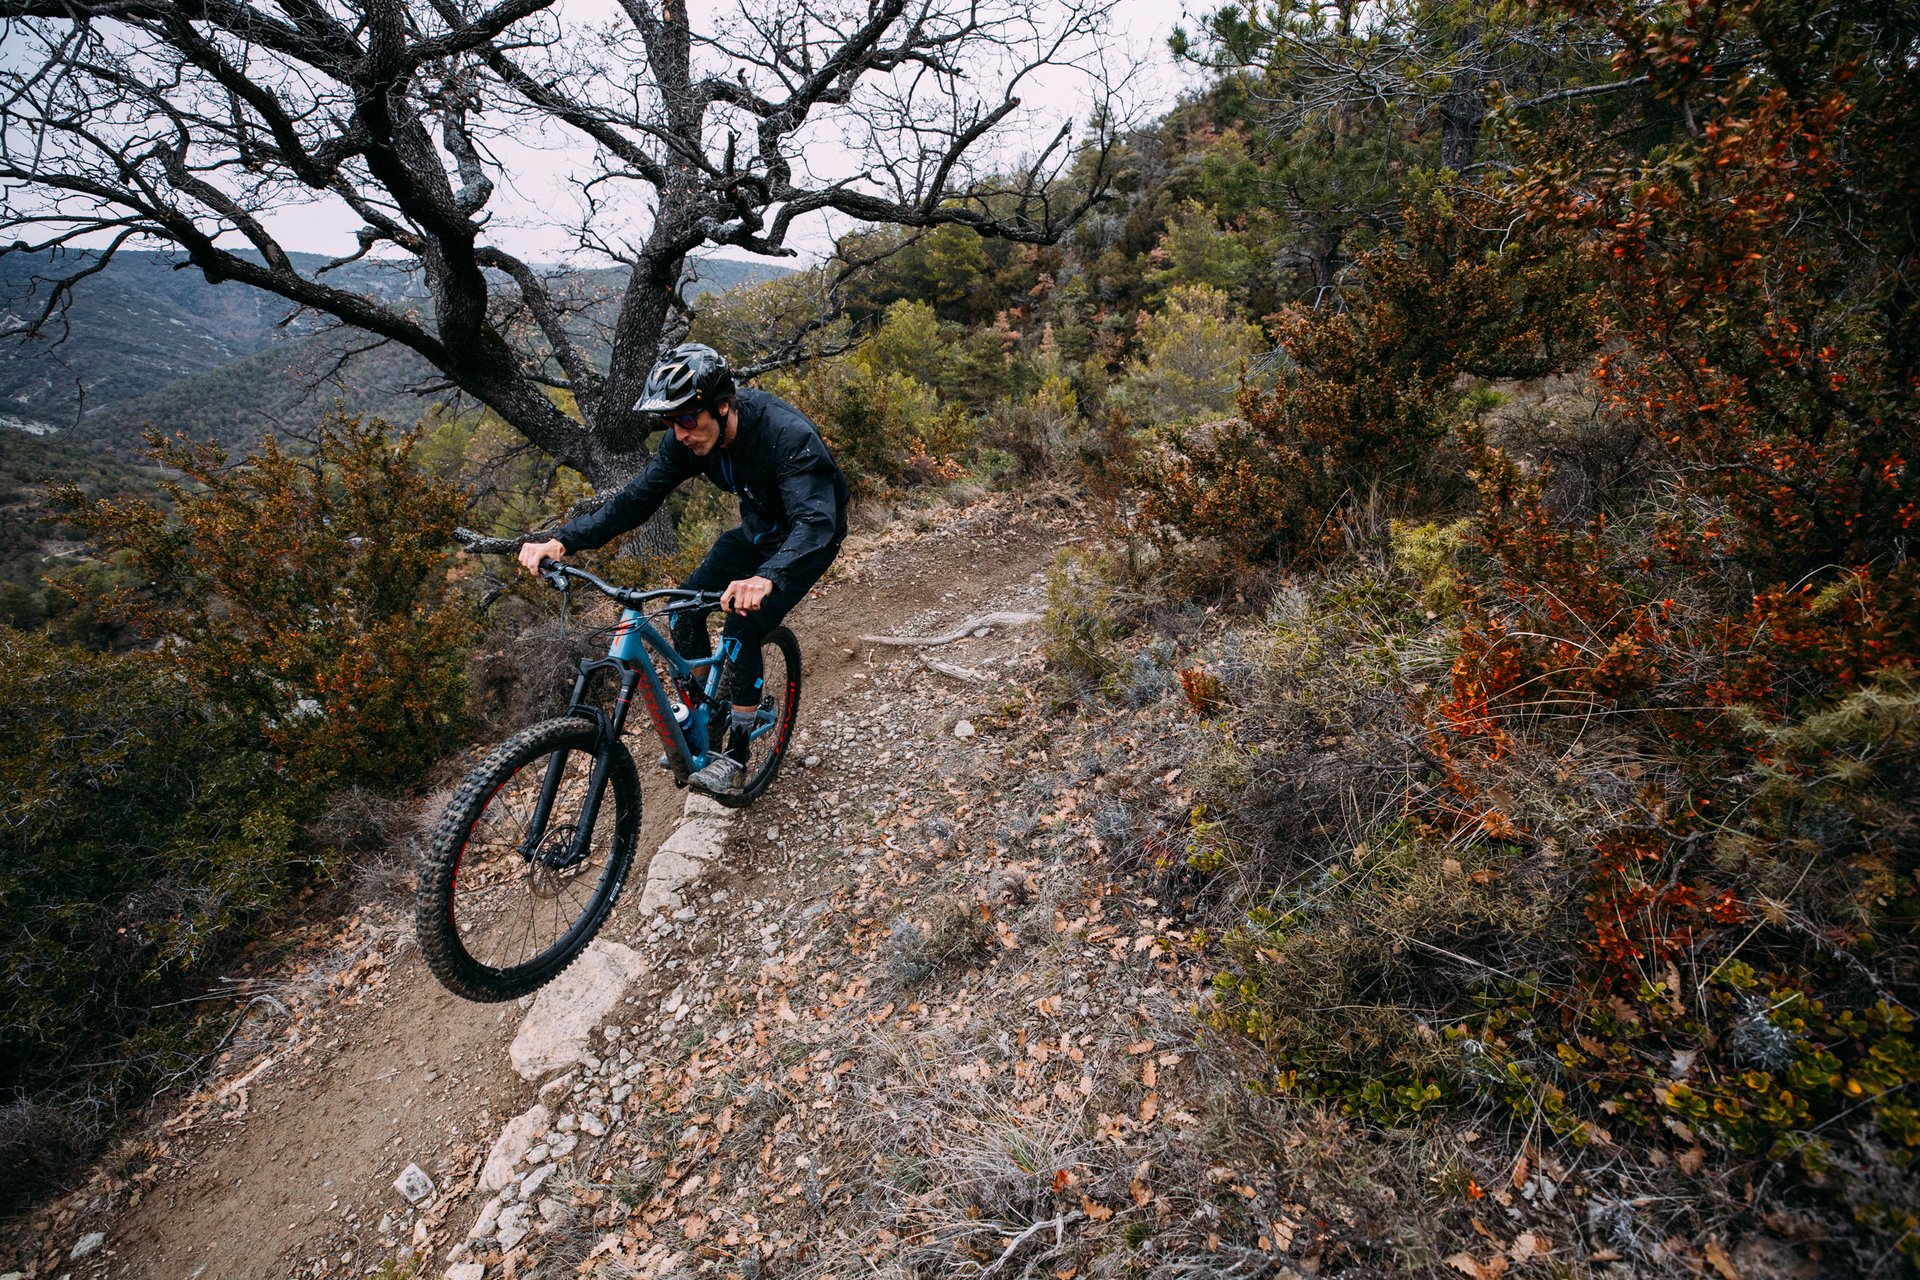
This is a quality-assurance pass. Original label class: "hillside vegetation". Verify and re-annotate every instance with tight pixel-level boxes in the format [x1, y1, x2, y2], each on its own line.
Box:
[2, 0, 1915, 1270]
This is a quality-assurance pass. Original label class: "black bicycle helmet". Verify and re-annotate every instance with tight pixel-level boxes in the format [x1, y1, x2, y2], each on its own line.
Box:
[634, 342, 735, 418]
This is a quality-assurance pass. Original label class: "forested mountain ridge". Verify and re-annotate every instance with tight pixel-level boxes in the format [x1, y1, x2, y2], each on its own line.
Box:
[0, 250, 789, 446]
[0, 250, 415, 432]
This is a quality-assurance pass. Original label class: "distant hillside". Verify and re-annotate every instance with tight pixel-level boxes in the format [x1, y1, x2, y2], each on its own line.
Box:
[0, 248, 793, 447]
[67, 332, 452, 458]
[0, 429, 169, 636]
[0, 251, 419, 431]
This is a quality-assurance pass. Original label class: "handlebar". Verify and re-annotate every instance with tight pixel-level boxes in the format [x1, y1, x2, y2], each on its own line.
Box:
[453, 527, 722, 614]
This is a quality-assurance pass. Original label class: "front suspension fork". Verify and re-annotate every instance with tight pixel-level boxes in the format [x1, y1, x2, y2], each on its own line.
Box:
[518, 669, 637, 865]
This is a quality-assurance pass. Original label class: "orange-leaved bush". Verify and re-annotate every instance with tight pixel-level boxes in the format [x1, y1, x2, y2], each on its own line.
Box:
[53, 414, 473, 791]
[1429, 0, 1919, 1256]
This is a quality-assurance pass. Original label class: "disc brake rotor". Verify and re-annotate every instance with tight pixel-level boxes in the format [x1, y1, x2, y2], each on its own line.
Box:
[528, 824, 583, 898]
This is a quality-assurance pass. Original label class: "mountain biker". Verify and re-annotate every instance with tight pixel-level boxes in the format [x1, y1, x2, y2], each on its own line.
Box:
[517, 342, 849, 796]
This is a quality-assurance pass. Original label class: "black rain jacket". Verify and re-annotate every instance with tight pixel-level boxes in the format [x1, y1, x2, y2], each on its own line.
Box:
[555, 387, 849, 591]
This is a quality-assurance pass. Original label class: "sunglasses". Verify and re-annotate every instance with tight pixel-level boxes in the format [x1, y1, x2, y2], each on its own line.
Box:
[657, 411, 701, 433]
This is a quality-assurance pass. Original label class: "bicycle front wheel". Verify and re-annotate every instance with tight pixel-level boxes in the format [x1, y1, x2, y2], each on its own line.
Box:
[713, 625, 802, 808]
[416, 717, 641, 1001]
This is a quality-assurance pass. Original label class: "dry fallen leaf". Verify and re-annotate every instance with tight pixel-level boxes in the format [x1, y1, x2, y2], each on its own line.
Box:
[1130, 1162, 1154, 1206]
[1702, 1238, 1741, 1280]
[1509, 1231, 1549, 1262]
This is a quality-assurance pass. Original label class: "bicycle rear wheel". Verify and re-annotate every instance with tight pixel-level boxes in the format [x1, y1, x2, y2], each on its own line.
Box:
[712, 625, 801, 808]
[416, 717, 641, 1001]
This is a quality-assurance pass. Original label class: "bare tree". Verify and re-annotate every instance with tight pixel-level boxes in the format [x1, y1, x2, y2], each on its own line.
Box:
[0, 0, 1127, 507]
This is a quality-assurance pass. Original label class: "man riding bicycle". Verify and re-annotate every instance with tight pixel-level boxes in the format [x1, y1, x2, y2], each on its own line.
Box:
[518, 343, 849, 796]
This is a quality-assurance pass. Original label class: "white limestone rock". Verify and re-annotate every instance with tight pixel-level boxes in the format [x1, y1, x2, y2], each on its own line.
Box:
[466, 1194, 504, 1240]
[479, 1104, 550, 1193]
[393, 1163, 434, 1204]
[509, 942, 646, 1080]
[496, 1202, 533, 1250]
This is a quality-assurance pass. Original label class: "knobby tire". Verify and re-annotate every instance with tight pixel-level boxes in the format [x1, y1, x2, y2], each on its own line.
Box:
[415, 717, 641, 1001]
[712, 625, 801, 808]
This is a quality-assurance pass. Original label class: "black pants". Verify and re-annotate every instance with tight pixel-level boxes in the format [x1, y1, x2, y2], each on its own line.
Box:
[672, 527, 838, 706]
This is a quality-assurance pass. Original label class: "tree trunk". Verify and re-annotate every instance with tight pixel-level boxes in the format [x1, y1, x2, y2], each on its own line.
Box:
[577, 212, 703, 556]
[1438, 26, 1487, 173]
[1438, 74, 1486, 172]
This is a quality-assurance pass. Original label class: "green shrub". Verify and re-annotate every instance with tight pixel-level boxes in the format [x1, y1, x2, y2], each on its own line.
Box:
[1108, 284, 1262, 427]
[763, 357, 971, 495]
[1041, 548, 1130, 688]
[2, 415, 478, 1206]
[866, 299, 949, 389]
[1137, 189, 1587, 564]
[1144, 201, 1257, 307]
[0, 631, 298, 1200]
[1389, 518, 1471, 619]
[52, 415, 474, 792]
[978, 375, 1080, 478]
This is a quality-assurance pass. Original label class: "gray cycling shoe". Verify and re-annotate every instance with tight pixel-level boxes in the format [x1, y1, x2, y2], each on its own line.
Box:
[689, 753, 744, 796]
[690, 727, 753, 797]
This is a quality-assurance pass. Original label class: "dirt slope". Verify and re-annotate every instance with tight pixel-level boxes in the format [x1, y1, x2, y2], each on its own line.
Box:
[3, 494, 1124, 1280]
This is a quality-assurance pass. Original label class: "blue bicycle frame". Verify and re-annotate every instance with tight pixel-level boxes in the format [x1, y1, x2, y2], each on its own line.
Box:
[597, 605, 741, 772]
[517, 593, 735, 872]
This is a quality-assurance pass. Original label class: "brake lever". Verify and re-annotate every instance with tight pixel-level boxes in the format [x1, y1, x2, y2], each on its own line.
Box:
[542, 566, 571, 627]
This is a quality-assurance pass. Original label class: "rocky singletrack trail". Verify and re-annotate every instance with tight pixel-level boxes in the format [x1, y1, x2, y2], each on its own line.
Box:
[6, 494, 1276, 1280]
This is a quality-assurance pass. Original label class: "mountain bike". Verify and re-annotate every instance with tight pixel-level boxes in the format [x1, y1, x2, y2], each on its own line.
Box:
[415, 528, 801, 1002]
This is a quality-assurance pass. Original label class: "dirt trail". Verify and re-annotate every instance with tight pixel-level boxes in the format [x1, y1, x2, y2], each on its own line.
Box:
[5, 495, 1082, 1280]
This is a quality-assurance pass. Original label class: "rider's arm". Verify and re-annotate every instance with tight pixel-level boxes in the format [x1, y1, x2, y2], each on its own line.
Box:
[551, 436, 698, 554]
[756, 463, 841, 591]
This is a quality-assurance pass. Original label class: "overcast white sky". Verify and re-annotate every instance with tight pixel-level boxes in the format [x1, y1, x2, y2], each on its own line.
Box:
[241, 0, 1204, 267]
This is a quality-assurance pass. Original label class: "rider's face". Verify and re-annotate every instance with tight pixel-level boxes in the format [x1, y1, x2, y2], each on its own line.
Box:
[672, 404, 726, 456]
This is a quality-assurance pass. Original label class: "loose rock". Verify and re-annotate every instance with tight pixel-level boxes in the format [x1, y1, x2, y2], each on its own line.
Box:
[509, 942, 646, 1080]
[496, 1202, 533, 1250]
[392, 1163, 434, 1204]
[479, 1104, 550, 1193]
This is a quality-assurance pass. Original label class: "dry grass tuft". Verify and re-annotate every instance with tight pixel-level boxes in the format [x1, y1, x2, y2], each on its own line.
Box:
[308, 785, 430, 910]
